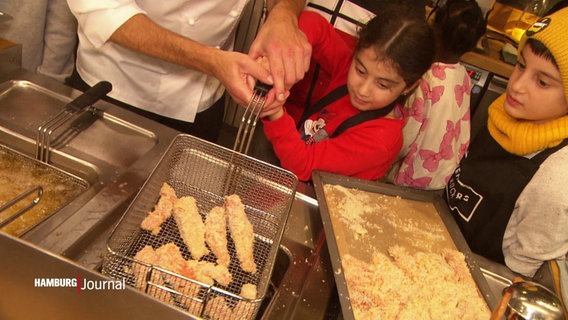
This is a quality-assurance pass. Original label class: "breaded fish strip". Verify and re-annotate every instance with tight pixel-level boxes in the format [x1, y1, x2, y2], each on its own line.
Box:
[186, 259, 232, 287]
[133, 243, 198, 306]
[233, 284, 258, 319]
[225, 194, 257, 273]
[154, 243, 203, 305]
[205, 206, 231, 267]
[141, 183, 177, 235]
[154, 242, 187, 272]
[203, 295, 234, 319]
[132, 245, 158, 291]
[173, 196, 209, 260]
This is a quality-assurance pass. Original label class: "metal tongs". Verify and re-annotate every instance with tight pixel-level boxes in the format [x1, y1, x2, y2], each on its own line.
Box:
[36, 81, 112, 163]
[233, 81, 272, 155]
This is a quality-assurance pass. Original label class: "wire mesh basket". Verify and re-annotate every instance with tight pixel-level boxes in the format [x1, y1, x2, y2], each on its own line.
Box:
[102, 134, 297, 319]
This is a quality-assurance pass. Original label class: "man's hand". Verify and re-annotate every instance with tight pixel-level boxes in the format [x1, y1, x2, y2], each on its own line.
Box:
[109, 14, 276, 107]
[210, 50, 275, 106]
[248, 1, 311, 103]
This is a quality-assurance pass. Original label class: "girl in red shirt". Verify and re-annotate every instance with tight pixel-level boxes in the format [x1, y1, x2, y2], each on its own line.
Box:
[261, 6, 436, 181]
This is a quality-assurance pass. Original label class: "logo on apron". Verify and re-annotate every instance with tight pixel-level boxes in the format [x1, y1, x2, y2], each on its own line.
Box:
[446, 168, 483, 222]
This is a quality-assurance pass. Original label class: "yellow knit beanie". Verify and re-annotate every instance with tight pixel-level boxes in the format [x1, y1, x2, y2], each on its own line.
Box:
[519, 7, 568, 103]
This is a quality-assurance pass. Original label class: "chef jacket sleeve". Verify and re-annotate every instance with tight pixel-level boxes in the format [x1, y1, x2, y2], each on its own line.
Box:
[66, 0, 146, 48]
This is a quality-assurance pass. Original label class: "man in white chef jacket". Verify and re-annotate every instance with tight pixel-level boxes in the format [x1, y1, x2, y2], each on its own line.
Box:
[66, 0, 311, 142]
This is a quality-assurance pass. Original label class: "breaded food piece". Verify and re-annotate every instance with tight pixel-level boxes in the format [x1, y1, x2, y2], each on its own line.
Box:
[233, 300, 256, 319]
[132, 245, 158, 291]
[233, 283, 258, 319]
[173, 196, 209, 260]
[203, 296, 234, 319]
[240, 283, 257, 299]
[205, 206, 231, 267]
[141, 183, 177, 235]
[154, 242, 187, 272]
[154, 243, 202, 307]
[133, 245, 158, 265]
[225, 194, 257, 273]
[132, 243, 196, 306]
[181, 261, 214, 286]
[186, 260, 232, 287]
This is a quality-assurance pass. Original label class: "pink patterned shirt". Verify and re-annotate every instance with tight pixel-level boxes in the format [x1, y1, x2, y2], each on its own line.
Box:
[387, 62, 471, 190]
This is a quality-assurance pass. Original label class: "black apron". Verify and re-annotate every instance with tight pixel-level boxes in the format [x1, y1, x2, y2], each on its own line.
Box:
[297, 84, 397, 139]
[444, 127, 568, 263]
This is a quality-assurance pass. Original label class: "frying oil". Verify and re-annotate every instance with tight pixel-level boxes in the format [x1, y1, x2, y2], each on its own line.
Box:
[0, 148, 84, 236]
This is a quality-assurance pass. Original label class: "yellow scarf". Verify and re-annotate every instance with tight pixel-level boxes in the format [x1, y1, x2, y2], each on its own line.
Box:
[487, 94, 568, 155]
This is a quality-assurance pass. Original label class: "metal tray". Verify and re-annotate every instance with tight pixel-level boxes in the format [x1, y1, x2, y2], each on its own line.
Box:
[312, 171, 498, 319]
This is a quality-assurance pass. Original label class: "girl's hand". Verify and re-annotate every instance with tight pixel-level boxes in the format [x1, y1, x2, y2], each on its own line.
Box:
[251, 56, 287, 121]
[260, 99, 285, 121]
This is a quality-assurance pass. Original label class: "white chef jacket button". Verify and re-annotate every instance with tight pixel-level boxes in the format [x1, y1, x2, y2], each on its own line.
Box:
[229, 10, 239, 17]
[188, 18, 195, 25]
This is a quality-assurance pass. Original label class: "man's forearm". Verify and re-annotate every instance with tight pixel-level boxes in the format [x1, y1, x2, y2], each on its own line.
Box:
[108, 14, 220, 76]
[266, 0, 306, 17]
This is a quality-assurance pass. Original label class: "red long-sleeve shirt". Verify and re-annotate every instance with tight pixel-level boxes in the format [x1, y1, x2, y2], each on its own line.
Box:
[262, 11, 403, 181]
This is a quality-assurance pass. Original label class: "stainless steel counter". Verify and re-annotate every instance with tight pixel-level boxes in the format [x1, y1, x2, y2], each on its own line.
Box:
[0, 232, 199, 320]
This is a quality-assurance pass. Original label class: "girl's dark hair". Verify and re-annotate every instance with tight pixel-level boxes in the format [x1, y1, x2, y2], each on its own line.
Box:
[434, 0, 486, 57]
[356, 4, 436, 86]
[525, 38, 559, 69]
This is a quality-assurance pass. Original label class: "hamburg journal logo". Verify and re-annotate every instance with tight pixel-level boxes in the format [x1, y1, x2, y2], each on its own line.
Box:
[34, 275, 126, 293]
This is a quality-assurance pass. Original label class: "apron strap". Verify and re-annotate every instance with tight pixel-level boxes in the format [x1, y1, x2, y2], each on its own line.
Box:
[297, 84, 348, 129]
[331, 102, 397, 138]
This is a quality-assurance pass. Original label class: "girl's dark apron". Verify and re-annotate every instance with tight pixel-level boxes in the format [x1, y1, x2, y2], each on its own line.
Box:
[444, 127, 568, 263]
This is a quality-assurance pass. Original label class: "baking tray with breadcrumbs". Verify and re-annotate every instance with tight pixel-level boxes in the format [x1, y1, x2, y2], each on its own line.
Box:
[312, 170, 497, 320]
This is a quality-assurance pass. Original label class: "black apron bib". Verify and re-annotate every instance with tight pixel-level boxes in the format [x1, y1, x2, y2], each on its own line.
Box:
[444, 127, 568, 263]
[297, 84, 397, 139]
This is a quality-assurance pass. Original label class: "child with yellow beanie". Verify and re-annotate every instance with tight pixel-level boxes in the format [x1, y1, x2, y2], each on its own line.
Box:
[444, 6, 568, 281]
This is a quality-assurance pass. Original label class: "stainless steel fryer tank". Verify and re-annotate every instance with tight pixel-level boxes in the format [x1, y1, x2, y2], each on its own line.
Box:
[0, 66, 180, 257]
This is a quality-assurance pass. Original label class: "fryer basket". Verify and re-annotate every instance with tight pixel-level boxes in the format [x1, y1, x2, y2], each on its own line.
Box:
[102, 134, 297, 319]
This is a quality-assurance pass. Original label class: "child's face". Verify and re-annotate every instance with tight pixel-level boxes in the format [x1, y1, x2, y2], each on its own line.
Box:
[347, 47, 408, 112]
[505, 46, 568, 123]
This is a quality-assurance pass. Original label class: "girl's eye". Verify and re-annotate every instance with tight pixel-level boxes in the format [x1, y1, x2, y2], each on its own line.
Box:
[356, 67, 365, 75]
[376, 82, 389, 90]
